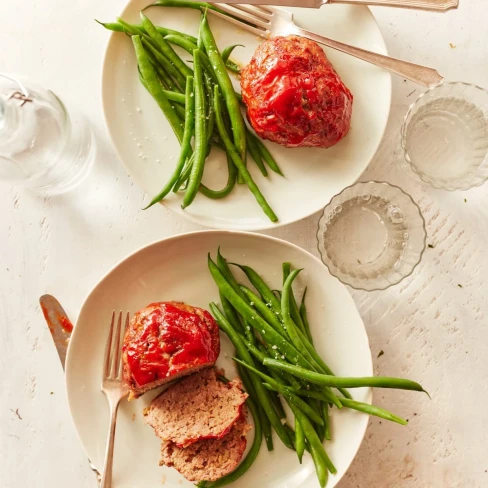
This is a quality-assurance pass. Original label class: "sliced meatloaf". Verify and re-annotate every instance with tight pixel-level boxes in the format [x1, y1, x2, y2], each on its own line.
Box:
[159, 411, 251, 482]
[144, 368, 248, 448]
[122, 302, 220, 399]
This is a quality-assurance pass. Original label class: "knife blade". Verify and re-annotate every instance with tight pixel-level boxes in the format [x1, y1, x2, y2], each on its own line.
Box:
[214, 0, 458, 10]
[217, 0, 323, 6]
[39, 294, 101, 482]
[39, 294, 74, 371]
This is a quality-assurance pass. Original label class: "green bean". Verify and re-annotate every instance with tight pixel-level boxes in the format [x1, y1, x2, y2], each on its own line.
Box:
[240, 285, 285, 337]
[217, 250, 255, 345]
[220, 293, 244, 334]
[294, 388, 335, 403]
[236, 360, 324, 426]
[142, 37, 187, 90]
[236, 362, 272, 450]
[209, 302, 293, 449]
[203, 70, 215, 144]
[132, 36, 184, 142]
[96, 19, 197, 43]
[221, 44, 243, 73]
[164, 34, 198, 55]
[173, 152, 193, 191]
[246, 129, 268, 177]
[203, 395, 263, 488]
[289, 402, 337, 476]
[209, 256, 310, 367]
[140, 12, 193, 80]
[282, 263, 306, 336]
[263, 358, 428, 394]
[323, 402, 331, 440]
[199, 153, 237, 199]
[160, 90, 185, 104]
[214, 86, 278, 222]
[295, 325, 353, 399]
[201, 13, 246, 165]
[282, 270, 323, 372]
[116, 17, 151, 41]
[295, 417, 305, 464]
[340, 398, 408, 425]
[260, 381, 323, 426]
[309, 443, 329, 488]
[146, 0, 229, 15]
[231, 264, 282, 318]
[252, 133, 284, 176]
[282, 263, 306, 334]
[143, 76, 195, 209]
[299, 287, 314, 345]
[144, 45, 181, 93]
[310, 398, 325, 443]
[182, 49, 207, 209]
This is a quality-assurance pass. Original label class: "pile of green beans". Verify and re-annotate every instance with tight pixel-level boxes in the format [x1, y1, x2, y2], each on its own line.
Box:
[204, 249, 428, 487]
[97, 3, 283, 222]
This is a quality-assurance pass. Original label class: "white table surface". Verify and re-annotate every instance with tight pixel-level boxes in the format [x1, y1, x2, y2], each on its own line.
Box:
[1, 1, 487, 487]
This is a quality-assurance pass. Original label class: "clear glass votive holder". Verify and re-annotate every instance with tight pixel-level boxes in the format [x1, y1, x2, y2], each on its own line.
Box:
[397, 82, 488, 190]
[317, 181, 426, 291]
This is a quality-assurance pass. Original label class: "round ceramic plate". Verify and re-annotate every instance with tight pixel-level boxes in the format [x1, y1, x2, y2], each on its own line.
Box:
[66, 231, 372, 488]
[101, 2, 391, 230]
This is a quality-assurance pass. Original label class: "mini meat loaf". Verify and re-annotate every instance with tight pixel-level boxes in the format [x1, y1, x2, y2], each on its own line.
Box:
[241, 35, 353, 149]
[159, 411, 251, 482]
[122, 302, 220, 399]
[144, 368, 248, 448]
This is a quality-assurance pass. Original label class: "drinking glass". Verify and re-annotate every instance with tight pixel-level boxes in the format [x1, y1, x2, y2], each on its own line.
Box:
[397, 82, 488, 190]
[0, 73, 95, 195]
[317, 181, 426, 291]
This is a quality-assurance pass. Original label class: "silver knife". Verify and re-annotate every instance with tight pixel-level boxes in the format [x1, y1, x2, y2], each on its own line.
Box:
[215, 0, 458, 11]
[39, 294, 102, 483]
[40, 294, 73, 369]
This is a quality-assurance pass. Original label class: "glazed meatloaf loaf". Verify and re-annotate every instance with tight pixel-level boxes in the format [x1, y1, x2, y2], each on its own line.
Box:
[241, 35, 353, 148]
[159, 410, 251, 482]
[144, 368, 248, 448]
[122, 302, 220, 399]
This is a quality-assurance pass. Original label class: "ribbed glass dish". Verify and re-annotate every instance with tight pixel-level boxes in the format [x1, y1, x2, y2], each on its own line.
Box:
[397, 82, 488, 191]
[317, 181, 426, 291]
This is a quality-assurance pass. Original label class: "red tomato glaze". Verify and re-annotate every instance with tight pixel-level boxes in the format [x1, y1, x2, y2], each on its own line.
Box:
[123, 302, 220, 389]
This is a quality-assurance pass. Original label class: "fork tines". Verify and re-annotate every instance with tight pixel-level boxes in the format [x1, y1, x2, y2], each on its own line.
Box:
[103, 311, 129, 381]
[208, 4, 273, 38]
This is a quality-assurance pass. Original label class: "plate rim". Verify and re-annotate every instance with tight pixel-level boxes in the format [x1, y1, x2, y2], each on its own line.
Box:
[65, 229, 373, 487]
[100, 3, 392, 231]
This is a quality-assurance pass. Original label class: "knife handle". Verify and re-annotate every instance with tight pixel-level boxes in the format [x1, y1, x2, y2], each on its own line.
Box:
[293, 25, 444, 87]
[326, 0, 458, 11]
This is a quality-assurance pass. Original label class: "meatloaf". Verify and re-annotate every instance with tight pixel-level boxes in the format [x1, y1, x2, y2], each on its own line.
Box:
[144, 367, 248, 447]
[122, 302, 220, 399]
[159, 411, 251, 482]
[240, 35, 353, 148]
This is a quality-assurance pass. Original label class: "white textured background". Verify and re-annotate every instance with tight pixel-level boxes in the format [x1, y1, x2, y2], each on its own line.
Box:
[1, 1, 487, 487]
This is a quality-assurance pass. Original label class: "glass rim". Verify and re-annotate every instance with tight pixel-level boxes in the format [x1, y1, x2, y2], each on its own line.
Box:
[316, 180, 427, 292]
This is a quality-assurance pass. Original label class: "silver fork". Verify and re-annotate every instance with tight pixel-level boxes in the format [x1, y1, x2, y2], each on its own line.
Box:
[208, 4, 444, 87]
[100, 311, 130, 488]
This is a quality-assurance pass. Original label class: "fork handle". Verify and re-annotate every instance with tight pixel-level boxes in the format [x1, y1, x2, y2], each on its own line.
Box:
[325, 0, 458, 11]
[293, 26, 443, 87]
[100, 401, 120, 488]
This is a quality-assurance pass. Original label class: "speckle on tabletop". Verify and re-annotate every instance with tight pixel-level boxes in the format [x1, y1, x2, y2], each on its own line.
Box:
[377, 350, 385, 358]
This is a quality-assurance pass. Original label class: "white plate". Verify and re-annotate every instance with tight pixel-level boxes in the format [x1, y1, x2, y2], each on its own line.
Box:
[101, 2, 391, 230]
[66, 231, 372, 488]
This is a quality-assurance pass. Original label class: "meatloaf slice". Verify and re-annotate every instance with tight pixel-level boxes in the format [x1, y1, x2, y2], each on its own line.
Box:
[122, 302, 220, 400]
[159, 410, 251, 482]
[144, 368, 248, 448]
